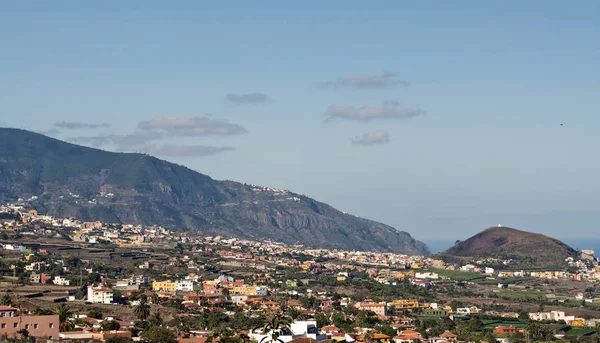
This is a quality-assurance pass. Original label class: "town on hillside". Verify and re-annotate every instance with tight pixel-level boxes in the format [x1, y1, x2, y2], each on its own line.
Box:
[2, 204, 600, 343]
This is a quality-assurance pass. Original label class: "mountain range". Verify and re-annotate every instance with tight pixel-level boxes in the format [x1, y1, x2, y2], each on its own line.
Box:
[0, 128, 429, 255]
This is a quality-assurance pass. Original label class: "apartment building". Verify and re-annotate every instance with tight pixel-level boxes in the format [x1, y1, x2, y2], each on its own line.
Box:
[87, 286, 114, 304]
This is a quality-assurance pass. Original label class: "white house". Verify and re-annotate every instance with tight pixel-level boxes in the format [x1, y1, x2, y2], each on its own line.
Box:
[415, 272, 439, 280]
[176, 280, 194, 292]
[87, 286, 113, 304]
[53, 276, 71, 286]
[255, 286, 269, 296]
[460, 264, 476, 272]
[529, 311, 575, 323]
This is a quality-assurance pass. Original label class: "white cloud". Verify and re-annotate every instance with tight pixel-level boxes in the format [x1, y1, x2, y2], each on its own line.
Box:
[325, 102, 424, 122]
[144, 144, 235, 157]
[54, 121, 111, 129]
[68, 130, 162, 147]
[226, 92, 270, 104]
[351, 131, 390, 146]
[138, 116, 247, 136]
[317, 72, 409, 89]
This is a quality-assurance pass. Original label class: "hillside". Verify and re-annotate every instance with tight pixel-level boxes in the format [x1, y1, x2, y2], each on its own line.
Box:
[437, 226, 577, 268]
[0, 128, 429, 255]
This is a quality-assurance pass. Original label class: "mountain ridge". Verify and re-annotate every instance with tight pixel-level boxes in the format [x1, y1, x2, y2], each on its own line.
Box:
[0, 128, 429, 255]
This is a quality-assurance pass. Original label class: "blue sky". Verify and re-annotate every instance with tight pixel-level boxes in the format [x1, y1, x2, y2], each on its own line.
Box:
[2, 1, 600, 242]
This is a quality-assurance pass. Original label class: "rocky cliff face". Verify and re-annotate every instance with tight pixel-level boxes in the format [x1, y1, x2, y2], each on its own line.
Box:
[0, 128, 430, 255]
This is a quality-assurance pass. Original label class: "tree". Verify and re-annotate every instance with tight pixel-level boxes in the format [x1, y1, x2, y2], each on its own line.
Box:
[134, 297, 151, 321]
[149, 312, 164, 327]
[518, 310, 530, 321]
[378, 325, 397, 338]
[55, 303, 73, 332]
[105, 337, 134, 343]
[141, 326, 177, 343]
[17, 329, 29, 339]
[0, 293, 12, 306]
[525, 322, 544, 341]
[87, 309, 103, 319]
[101, 320, 121, 332]
[315, 313, 329, 329]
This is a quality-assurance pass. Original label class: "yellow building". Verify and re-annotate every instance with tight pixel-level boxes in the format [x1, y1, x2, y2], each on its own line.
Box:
[571, 318, 586, 327]
[337, 275, 347, 281]
[389, 299, 429, 310]
[393, 272, 406, 280]
[244, 286, 258, 296]
[152, 281, 176, 292]
[231, 285, 253, 295]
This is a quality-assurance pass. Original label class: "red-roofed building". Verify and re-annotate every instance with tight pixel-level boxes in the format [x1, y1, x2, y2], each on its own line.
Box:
[440, 331, 457, 342]
[321, 325, 340, 335]
[493, 326, 521, 335]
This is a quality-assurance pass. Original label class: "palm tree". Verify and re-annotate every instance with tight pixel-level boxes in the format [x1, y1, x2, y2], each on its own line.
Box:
[525, 322, 543, 341]
[149, 311, 164, 327]
[134, 296, 151, 321]
[363, 330, 373, 343]
[259, 315, 292, 343]
[55, 303, 73, 332]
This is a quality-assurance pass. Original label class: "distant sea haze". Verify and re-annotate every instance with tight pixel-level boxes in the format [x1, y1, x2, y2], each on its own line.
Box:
[424, 238, 600, 254]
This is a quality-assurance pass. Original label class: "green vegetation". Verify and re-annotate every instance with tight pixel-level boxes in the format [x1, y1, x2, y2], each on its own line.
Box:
[424, 268, 483, 281]
[491, 290, 545, 301]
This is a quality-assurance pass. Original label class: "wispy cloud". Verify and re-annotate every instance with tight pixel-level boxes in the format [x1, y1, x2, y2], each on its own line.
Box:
[144, 144, 235, 157]
[37, 128, 61, 136]
[352, 131, 390, 146]
[68, 130, 161, 147]
[68, 136, 112, 146]
[317, 72, 409, 89]
[226, 92, 270, 104]
[138, 116, 247, 136]
[325, 102, 424, 122]
[54, 121, 111, 129]
[383, 99, 400, 106]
